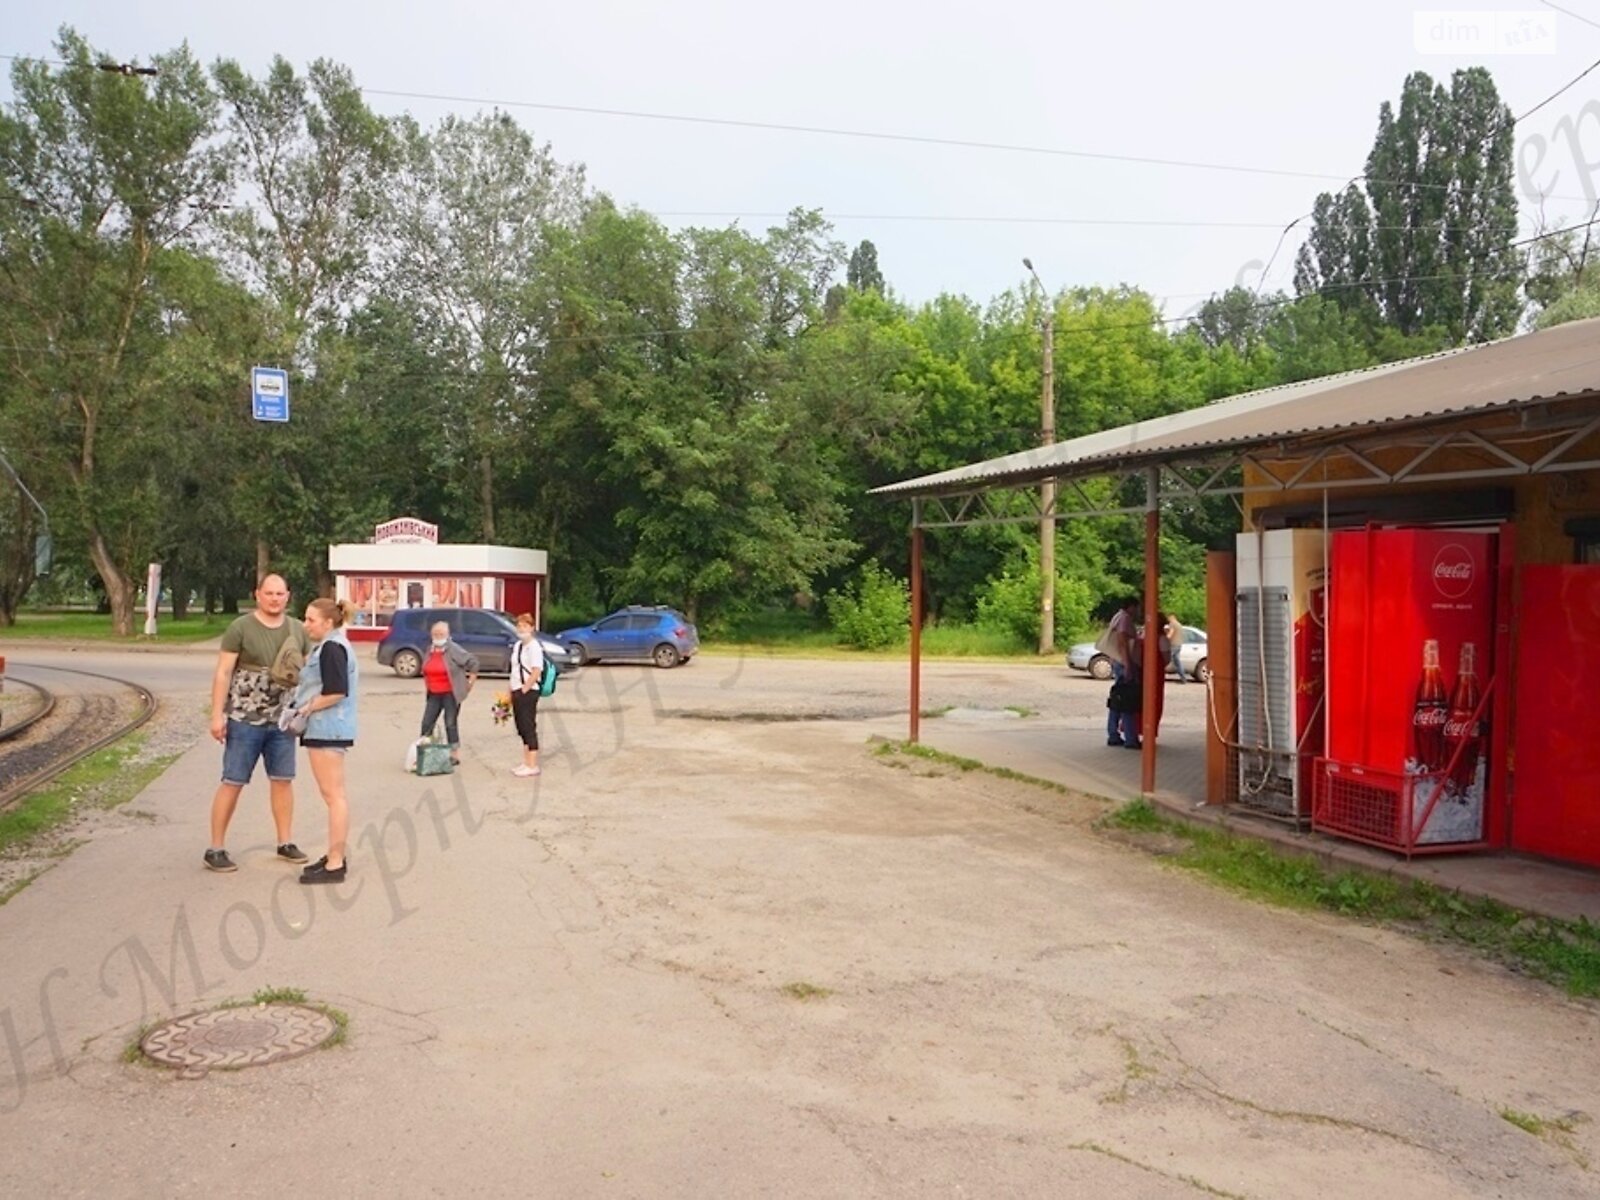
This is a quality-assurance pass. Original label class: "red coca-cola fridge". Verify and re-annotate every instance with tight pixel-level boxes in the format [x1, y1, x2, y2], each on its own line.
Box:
[1318, 527, 1499, 852]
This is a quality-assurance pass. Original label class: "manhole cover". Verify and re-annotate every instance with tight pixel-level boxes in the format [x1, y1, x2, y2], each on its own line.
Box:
[140, 1004, 337, 1071]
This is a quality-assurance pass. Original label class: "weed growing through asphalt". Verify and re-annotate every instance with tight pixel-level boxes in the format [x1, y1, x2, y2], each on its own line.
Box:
[1104, 800, 1600, 997]
[122, 1022, 156, 1065]
[872, 739, 1076, 796]
[779, 982, 833, 1001]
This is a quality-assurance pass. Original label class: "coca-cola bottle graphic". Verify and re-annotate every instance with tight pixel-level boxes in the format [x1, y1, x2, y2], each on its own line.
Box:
[1412, 638, 1448, 773]
[1444, 642, 1483, 797]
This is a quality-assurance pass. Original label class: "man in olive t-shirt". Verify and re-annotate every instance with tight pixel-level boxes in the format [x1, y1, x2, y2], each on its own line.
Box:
[203, 574, 312, 873]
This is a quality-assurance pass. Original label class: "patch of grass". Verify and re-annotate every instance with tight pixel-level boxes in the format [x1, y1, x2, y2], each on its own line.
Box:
[703, 610, 1039, 661]
[0, 735, 175, 859]
[322, 1004, 351, 1047]
[0, 610, 229, 642]
[874, 739, 1078, 797]
[251, 986, 308, 1006]
[1105, 797, 1165, 832]
[778, 981, 833, 1001]
[920, 624, 1030, 657]
[122, 1022, 157, 1065]
[1004, 705, 1037, 718]
[1500, 1107, 1552, 1135]
[1100, 800, 1600, 997]
[920, 705, 955, 718]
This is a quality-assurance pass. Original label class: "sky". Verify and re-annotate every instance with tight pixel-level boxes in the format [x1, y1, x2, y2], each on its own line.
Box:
[5, 1, 1600, 317]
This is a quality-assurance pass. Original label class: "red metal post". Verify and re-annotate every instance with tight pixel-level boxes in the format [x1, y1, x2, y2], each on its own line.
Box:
[909, 507, 923, 745]
[1141, 468, 1160, 795]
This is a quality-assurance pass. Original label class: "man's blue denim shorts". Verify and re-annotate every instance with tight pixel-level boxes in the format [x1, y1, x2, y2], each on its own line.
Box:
[221, 719, 297, 785]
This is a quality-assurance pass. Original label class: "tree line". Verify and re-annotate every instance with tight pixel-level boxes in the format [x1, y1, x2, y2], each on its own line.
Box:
[1, 30, 1588, 639]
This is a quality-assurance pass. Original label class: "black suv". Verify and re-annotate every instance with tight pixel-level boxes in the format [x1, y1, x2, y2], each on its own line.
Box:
[375, 607, 576, 678]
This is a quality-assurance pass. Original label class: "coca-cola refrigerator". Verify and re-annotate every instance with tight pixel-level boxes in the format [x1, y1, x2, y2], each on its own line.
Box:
[1319, 527, 1498, 851]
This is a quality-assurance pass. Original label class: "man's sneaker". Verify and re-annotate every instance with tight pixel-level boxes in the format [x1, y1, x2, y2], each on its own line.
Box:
[277, 843, 309, 863]
[203, 848, 238, 873]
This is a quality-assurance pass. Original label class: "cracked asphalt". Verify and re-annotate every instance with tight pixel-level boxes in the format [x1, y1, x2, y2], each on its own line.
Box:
[0, 648, 1595, 1197]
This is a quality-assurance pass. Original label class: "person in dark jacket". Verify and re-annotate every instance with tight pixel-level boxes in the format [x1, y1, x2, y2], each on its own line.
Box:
[420, 619, 479, 765]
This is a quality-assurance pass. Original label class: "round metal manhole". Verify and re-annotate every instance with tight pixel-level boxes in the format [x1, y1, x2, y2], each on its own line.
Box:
[139, 1004, 338, 1072]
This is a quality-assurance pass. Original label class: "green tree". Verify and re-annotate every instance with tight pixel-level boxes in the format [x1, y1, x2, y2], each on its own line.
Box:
[846, 238, 885, 293]
[381, 111, 585, 540]
[211, 54, 398, 588]
[0, 30, 231, 634]
[1298, 68, 1521, 343]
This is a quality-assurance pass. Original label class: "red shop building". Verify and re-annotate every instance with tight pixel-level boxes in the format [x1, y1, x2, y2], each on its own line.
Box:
[875, 317, 1600, 872]
[328, 517, 548, 643]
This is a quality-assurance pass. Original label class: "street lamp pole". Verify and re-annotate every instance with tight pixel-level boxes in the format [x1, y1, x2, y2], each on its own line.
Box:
[1023, 258, 1056, 656]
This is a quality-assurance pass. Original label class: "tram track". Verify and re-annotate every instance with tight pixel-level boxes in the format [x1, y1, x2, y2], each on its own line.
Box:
[0, 664, 158, 813]
[0, 676, 55, 740]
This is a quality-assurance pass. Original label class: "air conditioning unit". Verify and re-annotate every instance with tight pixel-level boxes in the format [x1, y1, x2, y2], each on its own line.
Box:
[1234, 529, 1326, 821]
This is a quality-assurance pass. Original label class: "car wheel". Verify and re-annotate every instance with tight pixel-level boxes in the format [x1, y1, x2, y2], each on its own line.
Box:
[1089, 655, 1113, 681]
[566, 641, 589, 667]
[393, 648, 422, 678]
[1194, 658, 1210, 684]
[652, 643, 680, 669]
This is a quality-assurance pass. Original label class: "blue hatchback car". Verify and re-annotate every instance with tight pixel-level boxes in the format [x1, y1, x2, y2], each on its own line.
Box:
[555, 606, 699, 668]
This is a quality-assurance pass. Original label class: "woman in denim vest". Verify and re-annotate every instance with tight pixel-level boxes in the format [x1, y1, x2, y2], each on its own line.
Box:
[291, 598, 360, 883]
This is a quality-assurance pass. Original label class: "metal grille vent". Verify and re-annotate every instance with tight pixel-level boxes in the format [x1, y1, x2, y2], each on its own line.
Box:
[1236, 587, 1298, 815]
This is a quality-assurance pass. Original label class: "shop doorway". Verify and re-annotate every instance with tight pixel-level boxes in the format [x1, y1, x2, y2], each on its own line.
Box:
[1512, 566, 1600, 869]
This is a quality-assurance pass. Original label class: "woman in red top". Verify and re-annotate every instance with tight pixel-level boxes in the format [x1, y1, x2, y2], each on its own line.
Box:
[419, 619, 479, 765]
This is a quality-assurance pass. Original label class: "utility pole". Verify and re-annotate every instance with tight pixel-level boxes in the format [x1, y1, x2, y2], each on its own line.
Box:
[1023, 258, 1056, 656]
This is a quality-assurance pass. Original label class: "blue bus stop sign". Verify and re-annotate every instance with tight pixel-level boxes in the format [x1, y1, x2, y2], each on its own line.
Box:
[251, 366, 290, 423]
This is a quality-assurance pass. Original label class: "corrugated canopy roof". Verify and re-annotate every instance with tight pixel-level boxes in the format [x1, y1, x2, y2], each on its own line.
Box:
[872, 315, 1600, 498]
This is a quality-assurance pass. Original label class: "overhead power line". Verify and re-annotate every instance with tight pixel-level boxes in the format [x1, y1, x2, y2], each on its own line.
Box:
[2, 49, 1593, 203]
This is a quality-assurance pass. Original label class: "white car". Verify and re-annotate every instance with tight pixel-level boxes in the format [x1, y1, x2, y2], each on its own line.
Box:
[1066, 626, 1209, 683]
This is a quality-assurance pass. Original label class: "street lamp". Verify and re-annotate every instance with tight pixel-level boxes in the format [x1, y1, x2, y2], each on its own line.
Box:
[1022, 258, 1056, 656]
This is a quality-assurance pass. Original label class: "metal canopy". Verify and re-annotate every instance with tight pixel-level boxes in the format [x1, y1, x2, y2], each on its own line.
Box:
[875, 316, 1600, 527]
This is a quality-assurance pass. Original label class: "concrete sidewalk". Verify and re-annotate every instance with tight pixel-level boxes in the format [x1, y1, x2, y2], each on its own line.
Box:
[918, 712, 1600, 925]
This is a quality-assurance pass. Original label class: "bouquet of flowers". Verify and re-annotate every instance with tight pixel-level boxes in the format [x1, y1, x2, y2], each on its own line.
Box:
[491, 691, 513, 726]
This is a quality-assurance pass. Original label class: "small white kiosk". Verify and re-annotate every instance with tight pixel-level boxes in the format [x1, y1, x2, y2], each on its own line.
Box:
[328, 517, 548, 643]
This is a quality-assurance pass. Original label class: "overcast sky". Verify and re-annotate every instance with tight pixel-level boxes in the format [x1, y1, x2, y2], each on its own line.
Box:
[6, 2, 1599, 315]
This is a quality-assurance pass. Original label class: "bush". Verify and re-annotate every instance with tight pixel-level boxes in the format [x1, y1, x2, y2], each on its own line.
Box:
[825, 563, 909, 650]
[974, 561, 1093, 649]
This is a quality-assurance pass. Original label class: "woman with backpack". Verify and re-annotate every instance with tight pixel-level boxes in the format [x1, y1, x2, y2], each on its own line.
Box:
[509, 612, 546, 777]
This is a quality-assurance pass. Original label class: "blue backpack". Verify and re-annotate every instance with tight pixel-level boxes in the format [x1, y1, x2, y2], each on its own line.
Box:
[538, 655, 558, 697]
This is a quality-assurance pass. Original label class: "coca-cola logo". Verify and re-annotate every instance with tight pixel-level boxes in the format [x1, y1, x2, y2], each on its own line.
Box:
[1431, 544, 1475, 599]
[1414, 707, 1447, 729]
[1443, 717, 1478, 739]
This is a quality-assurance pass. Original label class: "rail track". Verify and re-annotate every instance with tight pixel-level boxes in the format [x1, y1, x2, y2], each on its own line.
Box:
[0, 663, 158, 812]
[0, 676, 54, 740]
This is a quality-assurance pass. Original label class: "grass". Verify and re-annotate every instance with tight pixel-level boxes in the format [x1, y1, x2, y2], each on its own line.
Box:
[872, 738, 1077, 797]
[703, 609, 1055, 661]
[778, 981, 834, 1001]
[0, 734, 175, 860]
[1103, 799, 1600, 997]
[0, 610, 230, 643]
[1498, 1107, 1589, 1168]
[1499, 1107, 1566, 1136]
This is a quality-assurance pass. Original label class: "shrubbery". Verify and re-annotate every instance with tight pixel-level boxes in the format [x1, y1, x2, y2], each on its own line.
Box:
[974, 561, 1094, 649]
[825, 563, 910, 649]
